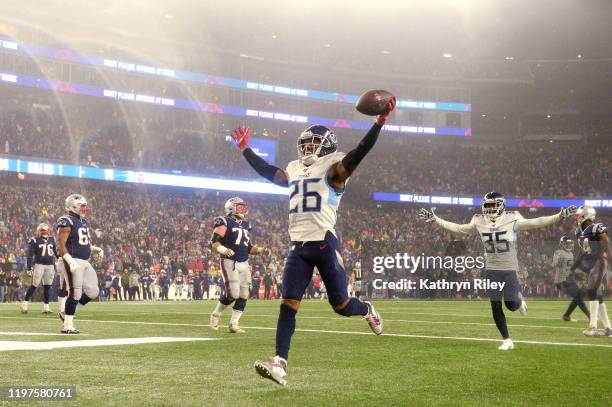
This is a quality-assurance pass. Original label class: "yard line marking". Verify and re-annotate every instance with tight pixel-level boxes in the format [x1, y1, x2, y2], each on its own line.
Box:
[0, 331, 90, 336]
[0, 337, 217, 352]
[0, 316, 609, 349]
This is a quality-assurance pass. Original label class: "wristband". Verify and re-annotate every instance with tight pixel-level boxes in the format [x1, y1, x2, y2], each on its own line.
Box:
[216, 245, 228, 255]
[62, 253, 74, 263]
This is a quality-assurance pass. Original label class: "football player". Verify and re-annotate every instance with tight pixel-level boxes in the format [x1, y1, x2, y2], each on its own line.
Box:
[20, 223, 56, 314]
[553, 236, 589, 322]
[55, 194, 103, 334]
[209, 197, 270, 333]
[570, 206, 611, 337]
[232, 98, 394, 386]
[419, 192, 576, 350]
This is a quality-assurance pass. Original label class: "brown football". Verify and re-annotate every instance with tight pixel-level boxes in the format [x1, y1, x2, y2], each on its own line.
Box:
[355, 89, 395, 116]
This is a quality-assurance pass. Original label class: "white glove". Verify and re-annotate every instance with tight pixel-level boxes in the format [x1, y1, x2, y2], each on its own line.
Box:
[560, 205, 578, 219]
[260, 247, 271, 256]
[418, 208, 435, 223]
[91, 245, 104, 260]
[62, 253, 80, 273]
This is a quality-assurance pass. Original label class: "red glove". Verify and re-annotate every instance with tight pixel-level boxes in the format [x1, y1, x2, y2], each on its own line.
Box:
[376, 97, 397, 126]
[231, 126, 251, 150]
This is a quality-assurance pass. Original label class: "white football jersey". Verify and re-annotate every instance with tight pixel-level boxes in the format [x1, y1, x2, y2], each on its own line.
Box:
[552, 249, 574, 284]
[285, 152, 345, 242]
[472, 211, 522, 271]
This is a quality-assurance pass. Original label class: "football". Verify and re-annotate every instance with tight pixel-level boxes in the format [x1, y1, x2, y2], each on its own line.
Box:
[355, 89, 395, 116]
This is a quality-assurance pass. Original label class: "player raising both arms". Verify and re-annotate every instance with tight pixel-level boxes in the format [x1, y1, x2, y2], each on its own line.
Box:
[419, 192, 577, 350]
[553, 235, 589, 322]
[209, 197, 270, 333]
[55, 194, 104, 334]
[570, 206, 611, 337]
[20, 223, 56, 314]
[230, 98, 395, 386]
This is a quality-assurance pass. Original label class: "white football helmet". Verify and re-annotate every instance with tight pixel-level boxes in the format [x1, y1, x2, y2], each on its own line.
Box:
[482, 192, 505, 223]
[65, 194, 89, 217]
[36, 223, 50, 238]
[559, 235, 574, 252]
[575, 205, 596, 225]
[224, 197, 248, 219]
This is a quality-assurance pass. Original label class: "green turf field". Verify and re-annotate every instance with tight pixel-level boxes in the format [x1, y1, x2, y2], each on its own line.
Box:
[1, 300, 611, 406]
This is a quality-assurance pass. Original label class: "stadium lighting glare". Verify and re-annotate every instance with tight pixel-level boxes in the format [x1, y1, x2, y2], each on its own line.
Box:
[546, 114, 552, 118]
[505, 56, 514, 60]
[481, 114, 487, 117]
[577, 54, 582, 59]
[443, 53, 452, 58]
[380, 50, 391, 55]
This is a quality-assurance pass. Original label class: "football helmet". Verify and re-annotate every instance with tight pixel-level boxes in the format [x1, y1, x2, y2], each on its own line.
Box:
[482, 192, 505, 223]
[559, 235, 574, 252]
[297, 125, 337, 166]
[36, 223, 50, 238]
[575, 205, 596, 225]
[65, 194, 89, 218]
[225, 197, 248, 219]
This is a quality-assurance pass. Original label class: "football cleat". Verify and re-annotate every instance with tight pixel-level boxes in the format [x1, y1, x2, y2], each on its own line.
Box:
[498, 338, 514, 350]
[209, 313, 220, 331]
[604, 328, 612, 337]
[228, 323, 245, 334]
[20, 302, 28, 314]
[582, 327, 601, 337]
[57, 311, 65, 322]
[61, 327, 80, 334]
[562, 315, 577, 322]
[254, 356, 287, 386]
[519, 301, 528, 316]
[363, 301, 383, 335]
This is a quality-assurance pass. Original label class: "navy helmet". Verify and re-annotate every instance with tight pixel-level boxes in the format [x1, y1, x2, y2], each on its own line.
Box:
[297, 125, 337, 166]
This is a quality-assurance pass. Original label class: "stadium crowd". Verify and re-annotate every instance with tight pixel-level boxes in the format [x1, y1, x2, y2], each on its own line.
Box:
[0, 175, 608, 304]
[1, 92, 610, 200]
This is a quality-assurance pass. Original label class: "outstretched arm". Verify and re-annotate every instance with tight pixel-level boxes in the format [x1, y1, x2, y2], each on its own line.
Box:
[328, 97, 396, 190]
[514, 206, 577, 231]
[231, 127, 289, 187]
[418, 208, 477, 235]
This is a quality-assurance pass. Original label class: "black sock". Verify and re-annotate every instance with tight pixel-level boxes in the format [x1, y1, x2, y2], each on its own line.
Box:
[564, 297, 579, 318]
[275, 303, 297, 361]
[233, 298, 246, 312]
[43, 285, 51, 304]
[491, 301, 510, 339]
[25, 285, 36, 302]
[79, 294, 92, 306]
[577, 298, 590, 318]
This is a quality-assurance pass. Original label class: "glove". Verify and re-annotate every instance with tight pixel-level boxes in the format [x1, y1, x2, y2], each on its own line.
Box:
[223, 248, 235, 258]
[260, 247, 271, 256]
[67, 259, 80, 273]
[231, 126, 251, 150]
[91, 245, 104, 260]
[560, 205, 578, 219]
[376, 97, 397, 126]
[418, 208, 435, 223]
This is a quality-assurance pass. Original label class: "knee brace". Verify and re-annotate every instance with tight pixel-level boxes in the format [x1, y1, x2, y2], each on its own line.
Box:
[233, 297, 247, 312]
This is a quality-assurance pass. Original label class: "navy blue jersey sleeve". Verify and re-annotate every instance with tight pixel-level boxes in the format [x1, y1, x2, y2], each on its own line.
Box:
[56, 216, 72, 229]
[213, 216, 227, 229]
[27, 238, 36, 269]
[593, 223, 608, 236]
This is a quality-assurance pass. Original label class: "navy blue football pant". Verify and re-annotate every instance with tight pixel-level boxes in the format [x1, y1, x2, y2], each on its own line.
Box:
[486, 270, 522, 339]
[282, 231, 349, 306]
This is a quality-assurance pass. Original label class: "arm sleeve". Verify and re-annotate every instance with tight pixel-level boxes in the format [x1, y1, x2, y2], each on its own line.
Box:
[242, 148, 288, 187]
[433, 215, 478, 235]
[514, 212, 561, 231]
[341, 123, 383, 173]
[27, 239, 35, 269]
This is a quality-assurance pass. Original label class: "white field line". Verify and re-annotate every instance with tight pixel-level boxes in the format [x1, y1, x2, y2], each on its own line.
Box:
[0, 316, 609, 349]
[0, 337, 216, 352]
[0, 331, 89, 336]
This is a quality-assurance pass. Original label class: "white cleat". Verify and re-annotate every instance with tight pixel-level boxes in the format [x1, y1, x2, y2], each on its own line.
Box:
[582, 327, 602, 337]
[61, 326, 80, 334]
[42, 305, 52, 314]
[20, 302, 28, 314]
[228, 323, 245, 334]
[363, 301, 383, 335]
[519, 301, 528, 316]
[254, 356, 287, 386]
[498, 338, 514, 350]
[210, 313, 220, 331]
